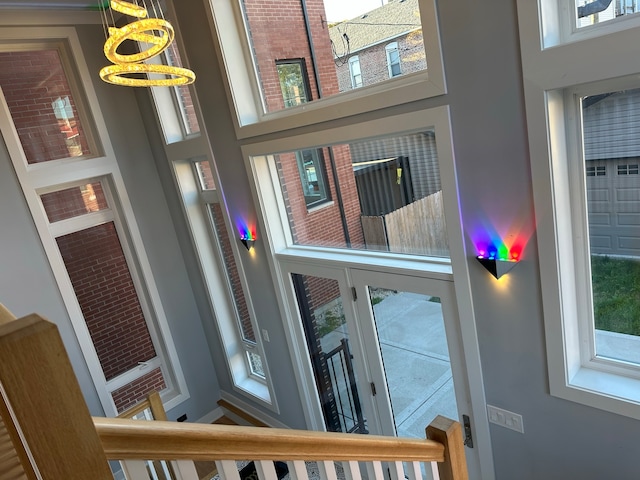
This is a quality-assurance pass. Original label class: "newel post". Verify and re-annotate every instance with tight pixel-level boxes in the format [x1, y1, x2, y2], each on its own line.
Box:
[426, 415, 469, 480]
[0, 314, 113, 479]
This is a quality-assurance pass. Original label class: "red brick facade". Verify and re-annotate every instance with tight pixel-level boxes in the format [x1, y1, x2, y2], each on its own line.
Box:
[111, 367, 167, 413]
[40, 182, 108, 223]
[56, 222, 158, 381]
[336, 32, 427, 92]
[241, 0, 339, 112]
[0, 50, 90, 163]
[209, 203, 255, 342]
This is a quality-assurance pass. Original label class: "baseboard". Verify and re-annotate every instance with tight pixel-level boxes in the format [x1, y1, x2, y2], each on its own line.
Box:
[196, 406, 225, 425]
[219, 391, 290, 429]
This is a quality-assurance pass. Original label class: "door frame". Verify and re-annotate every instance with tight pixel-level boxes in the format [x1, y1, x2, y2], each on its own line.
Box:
[279, 258, 483, 477]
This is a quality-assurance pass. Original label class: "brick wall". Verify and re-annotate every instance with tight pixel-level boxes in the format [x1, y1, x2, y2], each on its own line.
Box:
[41, 182, 108, 223]
[111, 367, 167, 413]
[166, 42, 200, 136]
[209, 204, 255, 342]
[56, 222, 158, 381]
[0, 49, 90, 164]
[242, 0, 339, 112]
[336, 32, 426, 92]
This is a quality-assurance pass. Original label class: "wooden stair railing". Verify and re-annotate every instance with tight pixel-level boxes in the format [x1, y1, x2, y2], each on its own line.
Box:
[0, 308, 469, 480]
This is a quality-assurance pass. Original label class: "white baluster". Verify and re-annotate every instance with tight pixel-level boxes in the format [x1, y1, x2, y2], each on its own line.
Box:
[365, 461, 385, 480]
[172, 460, 200, 480]
[288, 461, 310, 480]
[318, 461, 338, 480]
[120, 460, 151, 479]
[216, 460, 242, 480]
[255, 460, 278, 480]
[388, 461, 405, 480]
[341, 461, 362, 480]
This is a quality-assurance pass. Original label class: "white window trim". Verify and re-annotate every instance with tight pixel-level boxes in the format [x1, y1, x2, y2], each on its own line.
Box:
[0, 26, 189, 416]
[204, 0, 446, 138]
[518, 0, 640, 419]
[241, 107, 495, 478]
[537, 0, 640, 48]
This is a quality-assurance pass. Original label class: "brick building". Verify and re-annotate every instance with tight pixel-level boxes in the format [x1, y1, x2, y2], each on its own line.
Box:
[329, 0, 425, 92]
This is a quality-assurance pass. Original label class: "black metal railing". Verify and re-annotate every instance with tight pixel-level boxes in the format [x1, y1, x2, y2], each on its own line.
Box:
[323, 338, 367, 434]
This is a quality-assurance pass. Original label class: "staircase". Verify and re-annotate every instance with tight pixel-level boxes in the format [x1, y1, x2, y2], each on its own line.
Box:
[0, 307, 469, 480]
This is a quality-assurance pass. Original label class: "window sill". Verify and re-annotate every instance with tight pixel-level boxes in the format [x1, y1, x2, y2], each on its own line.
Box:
[234, 375, 273, 408]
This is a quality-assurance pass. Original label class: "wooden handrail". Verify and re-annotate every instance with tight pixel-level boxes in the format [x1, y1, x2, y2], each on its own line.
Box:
[94, 417, 446, 462]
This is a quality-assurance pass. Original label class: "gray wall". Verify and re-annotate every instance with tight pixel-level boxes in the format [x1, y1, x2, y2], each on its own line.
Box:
[171, 0, 640, 478]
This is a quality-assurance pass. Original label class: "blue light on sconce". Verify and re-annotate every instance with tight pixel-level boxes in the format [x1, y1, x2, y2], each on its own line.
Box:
[240, 234, 255, 251]
[475, 243, 520, 279]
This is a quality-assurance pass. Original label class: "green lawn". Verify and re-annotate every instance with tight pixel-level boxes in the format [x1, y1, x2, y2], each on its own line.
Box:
[591, 256, 640, 336]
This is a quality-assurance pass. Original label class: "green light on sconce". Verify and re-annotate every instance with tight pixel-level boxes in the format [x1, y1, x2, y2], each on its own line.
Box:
[240, 234, 255, 251]
[475, 246, 520, 279]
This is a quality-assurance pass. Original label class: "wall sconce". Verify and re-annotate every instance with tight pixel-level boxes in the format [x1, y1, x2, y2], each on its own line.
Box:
[476, 246, 520, 279]
[240, 234, 255, 251]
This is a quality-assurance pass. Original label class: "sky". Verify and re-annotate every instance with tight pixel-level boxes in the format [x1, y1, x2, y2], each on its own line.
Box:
[322, 0, 386, 22]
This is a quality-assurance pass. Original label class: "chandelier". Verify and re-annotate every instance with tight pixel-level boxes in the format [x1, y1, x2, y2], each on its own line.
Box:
[99, 0, 196, 87]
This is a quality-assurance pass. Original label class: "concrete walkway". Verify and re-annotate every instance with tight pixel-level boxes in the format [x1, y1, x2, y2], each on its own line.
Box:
[372, 291, 458, 439]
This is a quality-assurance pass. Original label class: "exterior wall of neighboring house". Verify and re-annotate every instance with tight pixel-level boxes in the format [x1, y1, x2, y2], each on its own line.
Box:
[584, 89, 640, 257]
[335, 31, 426, 92]
[243, 0, 364, 314]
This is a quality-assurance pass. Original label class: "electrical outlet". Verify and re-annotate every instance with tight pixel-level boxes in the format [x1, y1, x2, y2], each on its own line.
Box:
[487, 405, 524, 433]
[262, 329, 270, 342]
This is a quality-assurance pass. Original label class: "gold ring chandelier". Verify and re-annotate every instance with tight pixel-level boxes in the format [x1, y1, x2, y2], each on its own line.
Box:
[99, 0, 196, 87]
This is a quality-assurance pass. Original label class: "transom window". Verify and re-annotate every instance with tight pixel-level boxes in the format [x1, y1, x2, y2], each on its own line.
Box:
[258, 129, 448, 258]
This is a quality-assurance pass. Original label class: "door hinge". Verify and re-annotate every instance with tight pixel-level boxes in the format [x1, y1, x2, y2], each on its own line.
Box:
[351, 287, 357, 301]
[463, 414, 474, 448]
[370, 382, 377, 396]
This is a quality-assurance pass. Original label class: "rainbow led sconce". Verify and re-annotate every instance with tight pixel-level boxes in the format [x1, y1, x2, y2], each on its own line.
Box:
[476, 245, 520, 279]
[240, 231, 256, 251]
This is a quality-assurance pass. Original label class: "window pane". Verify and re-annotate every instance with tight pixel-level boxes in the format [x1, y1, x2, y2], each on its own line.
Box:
[0, 49, 93, 163]
[111, 368, 167, 413]
[292, 273, 367, 433]
[195, 160, 216, 190]
[576, 0, 640, 28]
[166, 42, 200, 137]
[296, 149, 330, 208]
[276, 60, 310, 107]
[56, 222, 158, 380]
[41, 182, 109, 222]
[208, 203, 256, 343]
[267, 130, 448, 257]
[582, 88, 640, 364]
[240, 0, 426, 113]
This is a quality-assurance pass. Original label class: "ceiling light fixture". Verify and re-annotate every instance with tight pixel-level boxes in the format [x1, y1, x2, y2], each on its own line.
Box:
[99, 0, 196, 87]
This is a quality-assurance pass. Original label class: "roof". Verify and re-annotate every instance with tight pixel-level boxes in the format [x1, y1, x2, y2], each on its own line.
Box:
[328, 0, 421, 56]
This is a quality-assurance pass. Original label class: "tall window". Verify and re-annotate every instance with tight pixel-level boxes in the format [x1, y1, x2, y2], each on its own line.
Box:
[349, 56, 363, 88]
[174, 158, 272, 403]
[0, 35, 186, 415]
[386, 42, 402, 78]
[276, 59, 311, 108]
[519, 0, 640, 419]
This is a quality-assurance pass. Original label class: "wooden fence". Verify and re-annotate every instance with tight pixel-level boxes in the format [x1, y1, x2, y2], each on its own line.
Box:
[361, 191, 448, 256]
